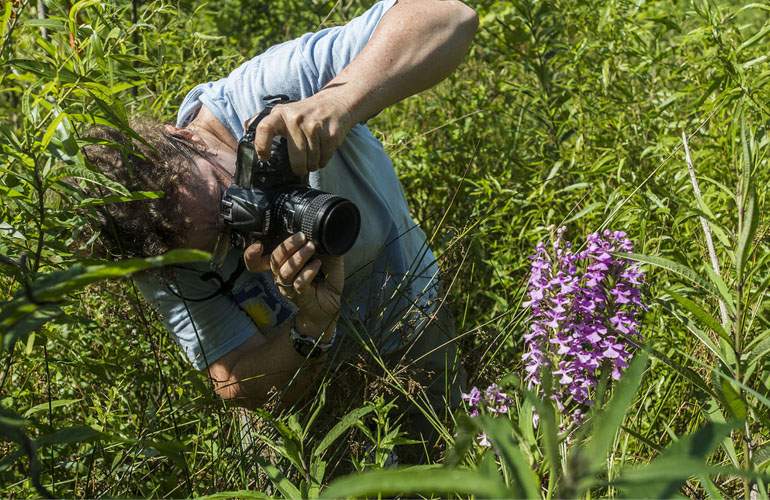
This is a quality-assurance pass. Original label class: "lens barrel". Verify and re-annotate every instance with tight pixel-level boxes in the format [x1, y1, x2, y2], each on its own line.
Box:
[277, 188, 361, 256]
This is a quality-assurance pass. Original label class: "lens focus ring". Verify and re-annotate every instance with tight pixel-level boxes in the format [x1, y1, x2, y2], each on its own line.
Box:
[300, 192, 337, 239]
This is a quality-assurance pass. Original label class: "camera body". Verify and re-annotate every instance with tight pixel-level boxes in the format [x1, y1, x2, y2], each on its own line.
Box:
[220, 95, 361, 256]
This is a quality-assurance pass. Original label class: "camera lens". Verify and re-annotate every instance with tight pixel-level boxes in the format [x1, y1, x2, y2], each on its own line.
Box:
[298, 192, 361, 256]
[273, 188, 361, 256]
[316, 198, 360, 255]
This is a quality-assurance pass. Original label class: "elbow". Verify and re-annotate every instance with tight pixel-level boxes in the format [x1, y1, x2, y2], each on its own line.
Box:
[213, 378, 266, 409]
[449, 1, 479, 38]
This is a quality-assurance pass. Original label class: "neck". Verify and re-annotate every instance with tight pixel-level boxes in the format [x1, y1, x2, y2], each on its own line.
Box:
[187, 106, 238, 152]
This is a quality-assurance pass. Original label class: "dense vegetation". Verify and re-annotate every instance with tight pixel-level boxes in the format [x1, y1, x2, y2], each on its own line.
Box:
[2, 0, 770, 497]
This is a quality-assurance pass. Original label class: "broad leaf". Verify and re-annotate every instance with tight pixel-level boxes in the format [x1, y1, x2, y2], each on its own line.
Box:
[321, 466, 513, 499]
[474, 415, 540, 499]
[568, 352, 647, 493]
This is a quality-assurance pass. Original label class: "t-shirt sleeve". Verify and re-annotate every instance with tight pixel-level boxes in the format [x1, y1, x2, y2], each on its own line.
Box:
[134, 271, 265, 370]
[297, 0, 397, 92]
[176, 0, 397, 138]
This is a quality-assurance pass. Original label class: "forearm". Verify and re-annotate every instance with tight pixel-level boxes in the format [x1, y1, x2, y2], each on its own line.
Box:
[326, 0, 478, 123]
[208, 320, 334, 409]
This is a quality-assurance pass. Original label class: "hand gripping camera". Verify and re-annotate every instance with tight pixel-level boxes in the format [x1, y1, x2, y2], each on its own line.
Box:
[220, 95, 361, 256]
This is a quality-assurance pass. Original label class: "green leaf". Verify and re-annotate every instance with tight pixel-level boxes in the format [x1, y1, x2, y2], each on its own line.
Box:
[564, 202, 602, 224]
[78, 191, 163, 207]
[36, 425, 104, 447]
[321, 466, 513, 499]
[575, 353, 647, 481]
[0, 1, 11, 39]
[617, 421, 734, 498]
[24, 19, 65, 30]
[445, 415, 476, 468]
[0, 406, 51, 497]
[676, 317, 731, 368]
[475, 415, 540, 499]
[41, 112, 67, 149]
[746, 334, 770, 366]
[717, 379, 747, 421]
[739, 22, 770, 52]
[32, 249, 211, 302]
[249, 408, 305, 475]
[622, 253, 721, 301]
[1, 250, 210, 351]
[666, 290, 730, 342]
[526, 369, 561, 486]
[736, 186, 758, 282]
[24, 399, 81, 418]
[303, 383, 327, 440]
[254, 455, 302, 499]
[197, 491, 271, 500]
[702, 265, 736, 314]
[754, 443, 770, 467]
[313, 405, 373, 458]
[1, 303, 62, 351]
[68, 0, 102, 34]
[139, 439, 187, 469]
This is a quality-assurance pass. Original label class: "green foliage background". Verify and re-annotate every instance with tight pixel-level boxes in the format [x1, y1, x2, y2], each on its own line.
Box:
[2, 0, 770, 497]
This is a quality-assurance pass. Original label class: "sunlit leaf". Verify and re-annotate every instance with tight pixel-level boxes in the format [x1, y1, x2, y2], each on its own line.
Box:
[321, 466, 513, 499]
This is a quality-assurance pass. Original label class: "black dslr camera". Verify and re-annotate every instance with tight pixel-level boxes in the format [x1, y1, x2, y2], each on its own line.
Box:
[220, 95, 361, 256]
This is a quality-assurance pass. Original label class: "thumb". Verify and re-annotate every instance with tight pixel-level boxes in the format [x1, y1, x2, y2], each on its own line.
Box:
[243, 241, 270, 272]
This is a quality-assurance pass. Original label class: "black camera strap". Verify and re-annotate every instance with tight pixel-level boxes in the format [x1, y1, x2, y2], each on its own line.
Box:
[164, 257, 246, 303]
[168, 95, 288, 303]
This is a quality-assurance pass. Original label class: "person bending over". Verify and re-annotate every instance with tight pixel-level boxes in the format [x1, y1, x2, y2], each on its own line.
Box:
[83, 0, 477, 413]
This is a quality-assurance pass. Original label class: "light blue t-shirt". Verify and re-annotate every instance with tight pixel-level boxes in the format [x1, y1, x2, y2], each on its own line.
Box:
[137, 0, 441, 369]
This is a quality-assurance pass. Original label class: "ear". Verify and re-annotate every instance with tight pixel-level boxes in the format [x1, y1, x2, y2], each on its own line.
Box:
[164, 124, 207, 151]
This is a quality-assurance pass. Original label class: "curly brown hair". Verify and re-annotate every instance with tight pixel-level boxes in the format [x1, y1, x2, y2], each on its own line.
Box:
[81, 120, 204, 258]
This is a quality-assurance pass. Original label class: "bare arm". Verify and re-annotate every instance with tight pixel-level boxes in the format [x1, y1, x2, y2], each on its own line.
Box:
[208, 234, 342, 409]
[207, 326, 322, 409]
[330, 0, 479, 125]
[255, 0, 479, 173]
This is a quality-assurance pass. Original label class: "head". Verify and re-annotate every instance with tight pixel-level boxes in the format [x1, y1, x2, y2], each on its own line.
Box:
[81, 120, 233, 258]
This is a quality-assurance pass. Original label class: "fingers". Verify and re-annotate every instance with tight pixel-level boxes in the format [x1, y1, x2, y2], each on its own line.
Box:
[251, 102, 341, 175]
[305, 124, 321, 172]
[319, 135, 334, 170]
[293, 258, 322, 293]
[255, 106, 309, 176]
[243, 241, 270, 272]
[285, 124, 309, 176]
[270, 233, 318, 287]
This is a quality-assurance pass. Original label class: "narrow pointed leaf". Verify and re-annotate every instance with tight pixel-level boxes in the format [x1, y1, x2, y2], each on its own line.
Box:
[702, 265, 736, 314]
[622, 253, 720, 300]
[617, 421, 733, 498]
[736, 186, 758, 281]
[254, 455, 302, 499]
[41, 112, 67, 149]
[718, 379, 747, 421]
[666, 289, 732, 343]
[746, 334, 770, 366]
[313, 405, 373, 458]
[198, 491, 270, 499]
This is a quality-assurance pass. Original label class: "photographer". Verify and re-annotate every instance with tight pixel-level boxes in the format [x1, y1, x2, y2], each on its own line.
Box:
[84, 0, 476, 415]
